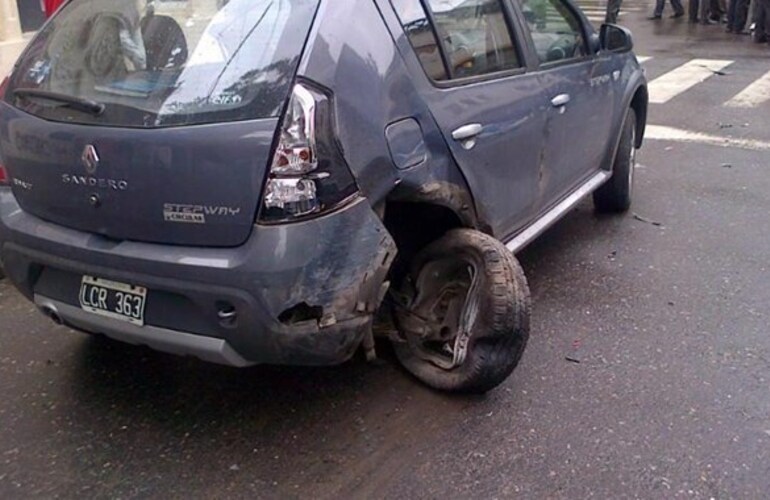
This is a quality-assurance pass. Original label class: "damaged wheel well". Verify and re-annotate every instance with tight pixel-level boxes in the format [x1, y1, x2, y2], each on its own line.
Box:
[383, 201, 466, 283]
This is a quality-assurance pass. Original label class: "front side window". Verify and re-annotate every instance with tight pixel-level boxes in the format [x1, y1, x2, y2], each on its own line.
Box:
[6, 0, 319, 128]
[392, 0, 522, 81]
[521, 0, 587, 64]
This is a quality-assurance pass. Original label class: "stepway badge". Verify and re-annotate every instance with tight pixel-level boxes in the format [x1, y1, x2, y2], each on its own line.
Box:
[163, 204, 206, 224]
[163, 203, 242, 224]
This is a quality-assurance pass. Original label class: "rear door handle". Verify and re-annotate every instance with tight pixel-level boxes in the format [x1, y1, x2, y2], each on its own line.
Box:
[551, 94, 571, 107]
[452, 123, 483, 150]
[452, 123, 483, 141]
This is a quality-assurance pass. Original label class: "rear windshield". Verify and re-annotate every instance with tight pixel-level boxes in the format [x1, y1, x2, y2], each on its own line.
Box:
[5, 0, 319, 128]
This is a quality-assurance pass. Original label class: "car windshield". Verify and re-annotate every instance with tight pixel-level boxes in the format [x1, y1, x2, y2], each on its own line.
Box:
[5, 0, 319, 128]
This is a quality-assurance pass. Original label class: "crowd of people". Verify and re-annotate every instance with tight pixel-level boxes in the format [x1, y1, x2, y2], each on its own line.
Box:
[605, 0, 770, 44]
[39, 0, 770, 47]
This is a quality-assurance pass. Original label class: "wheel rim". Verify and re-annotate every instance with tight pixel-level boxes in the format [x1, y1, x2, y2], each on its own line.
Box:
[400, 257, 481, 371]
[628, 123, 637, 193]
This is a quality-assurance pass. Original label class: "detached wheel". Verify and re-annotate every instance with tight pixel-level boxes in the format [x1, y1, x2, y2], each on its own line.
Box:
[594, 108, 637, 213]
[392, 229, 530, 394]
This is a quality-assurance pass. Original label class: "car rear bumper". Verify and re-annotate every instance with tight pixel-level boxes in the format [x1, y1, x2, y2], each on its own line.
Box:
[0, 188, 395, 366]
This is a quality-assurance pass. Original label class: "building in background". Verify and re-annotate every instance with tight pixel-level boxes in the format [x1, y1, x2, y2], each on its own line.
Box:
[1, 0, 46, 44]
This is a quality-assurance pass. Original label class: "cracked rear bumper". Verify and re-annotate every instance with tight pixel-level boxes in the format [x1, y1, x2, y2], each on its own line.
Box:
[0, 189, 395, 366]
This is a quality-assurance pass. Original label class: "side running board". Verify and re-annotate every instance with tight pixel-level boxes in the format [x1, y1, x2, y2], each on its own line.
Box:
[504, 171, 611, 254]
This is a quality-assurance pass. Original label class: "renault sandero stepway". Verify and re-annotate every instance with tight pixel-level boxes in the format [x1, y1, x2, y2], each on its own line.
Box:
[0, 0, 647, 393]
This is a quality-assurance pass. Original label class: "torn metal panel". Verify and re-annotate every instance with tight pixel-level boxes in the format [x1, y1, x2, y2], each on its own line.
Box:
[263, 198, 396, 329]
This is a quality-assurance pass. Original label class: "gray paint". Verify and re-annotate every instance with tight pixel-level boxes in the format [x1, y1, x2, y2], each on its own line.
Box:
[35, 295, 254, 367]
[1, 192, 395, 365]
[537, 57, 618, 203]
[0, 0, 646, 366]
[385, 118, 427, 170]
[0, 106, 277, 247]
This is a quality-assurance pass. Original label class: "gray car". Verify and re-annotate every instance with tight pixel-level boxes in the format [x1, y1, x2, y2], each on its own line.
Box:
[0, 0, 647, 393]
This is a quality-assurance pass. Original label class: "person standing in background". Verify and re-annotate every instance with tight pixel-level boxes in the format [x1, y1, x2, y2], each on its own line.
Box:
[689, 0, 700, 21]
[688, 0, 714, 22]
[42, 0, 66, 18]
[649, 0, 686, 19]
[727, 0, 750, 32]
[753, 0, 770, 42]
[699, 0, 714, 23]
[606, 0, 622, 23]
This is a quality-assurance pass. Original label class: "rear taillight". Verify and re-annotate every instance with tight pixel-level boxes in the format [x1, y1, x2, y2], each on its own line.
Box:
[259, 82, 358, 223]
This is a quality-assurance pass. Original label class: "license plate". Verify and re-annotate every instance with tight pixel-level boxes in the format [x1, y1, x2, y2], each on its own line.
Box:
[79, 276, 147, 326]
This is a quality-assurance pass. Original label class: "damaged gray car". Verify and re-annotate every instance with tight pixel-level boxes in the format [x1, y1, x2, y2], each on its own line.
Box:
[0, 0, 647, 393]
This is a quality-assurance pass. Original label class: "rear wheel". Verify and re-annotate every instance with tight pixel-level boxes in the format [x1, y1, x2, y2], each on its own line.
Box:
[391, 229, 530, 394]
[594, 108, 637, 213]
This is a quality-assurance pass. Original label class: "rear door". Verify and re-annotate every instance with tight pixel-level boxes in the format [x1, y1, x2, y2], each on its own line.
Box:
[388, 0, 550, 239]
[519, 0, 616, 203]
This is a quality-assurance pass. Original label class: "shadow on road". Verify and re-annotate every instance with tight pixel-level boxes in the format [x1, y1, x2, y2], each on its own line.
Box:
[61, 335, 485, 496]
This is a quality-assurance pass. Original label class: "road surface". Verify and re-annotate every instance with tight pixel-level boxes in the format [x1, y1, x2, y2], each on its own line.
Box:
[2, 2, 770, 497]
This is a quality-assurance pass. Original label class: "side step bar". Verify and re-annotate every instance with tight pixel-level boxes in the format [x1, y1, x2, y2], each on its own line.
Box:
[504, 171, 611, 254]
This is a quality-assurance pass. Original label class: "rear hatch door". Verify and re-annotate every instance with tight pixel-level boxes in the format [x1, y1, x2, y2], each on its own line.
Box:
[0, 0, 320, 247]
[0, 109, 275, 247]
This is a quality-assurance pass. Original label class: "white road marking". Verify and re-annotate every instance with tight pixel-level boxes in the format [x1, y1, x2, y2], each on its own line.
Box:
[636, 56, 652, 64]
[648, 59, 733, 104]
[580, 6, 644, 12]
[725, 70, 770, 108]
[645, 125, 770, 151]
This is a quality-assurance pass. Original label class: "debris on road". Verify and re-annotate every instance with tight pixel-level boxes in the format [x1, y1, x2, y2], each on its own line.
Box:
[697, 64, 729, 76]
[565, 338, 582, 363]
[633, 213, 664, 227]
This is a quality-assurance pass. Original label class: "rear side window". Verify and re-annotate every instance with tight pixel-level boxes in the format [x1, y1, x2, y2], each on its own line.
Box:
[390, 0, 449, 80]
[6, 0, 320, 128]
[391, 0, 522, 81]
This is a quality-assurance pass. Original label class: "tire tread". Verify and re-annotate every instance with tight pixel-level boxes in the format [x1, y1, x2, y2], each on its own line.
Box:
[393, 229, 530, 394]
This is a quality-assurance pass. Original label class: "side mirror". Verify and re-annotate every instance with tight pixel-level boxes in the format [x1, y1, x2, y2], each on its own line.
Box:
[599, 24, 634, 52]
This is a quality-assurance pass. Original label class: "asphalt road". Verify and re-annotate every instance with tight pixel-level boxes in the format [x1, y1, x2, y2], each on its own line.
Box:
[2, 2, 770, 498]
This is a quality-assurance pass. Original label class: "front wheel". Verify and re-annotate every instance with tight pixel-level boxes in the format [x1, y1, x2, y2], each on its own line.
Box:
[594, 108, 637, 213]
[391, 229, 530, 394]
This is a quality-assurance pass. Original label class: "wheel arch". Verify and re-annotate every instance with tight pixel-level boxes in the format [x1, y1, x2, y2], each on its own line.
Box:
[381, 182, 486, 283]
[629, 84, 648, 148]
[603, 81, 647, 173]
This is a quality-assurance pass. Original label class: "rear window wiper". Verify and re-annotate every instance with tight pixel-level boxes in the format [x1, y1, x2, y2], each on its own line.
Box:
[13, 88, 106, 116]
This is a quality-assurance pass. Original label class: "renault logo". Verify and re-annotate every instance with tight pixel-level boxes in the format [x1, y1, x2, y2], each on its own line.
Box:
[81, 145, 100, 174]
